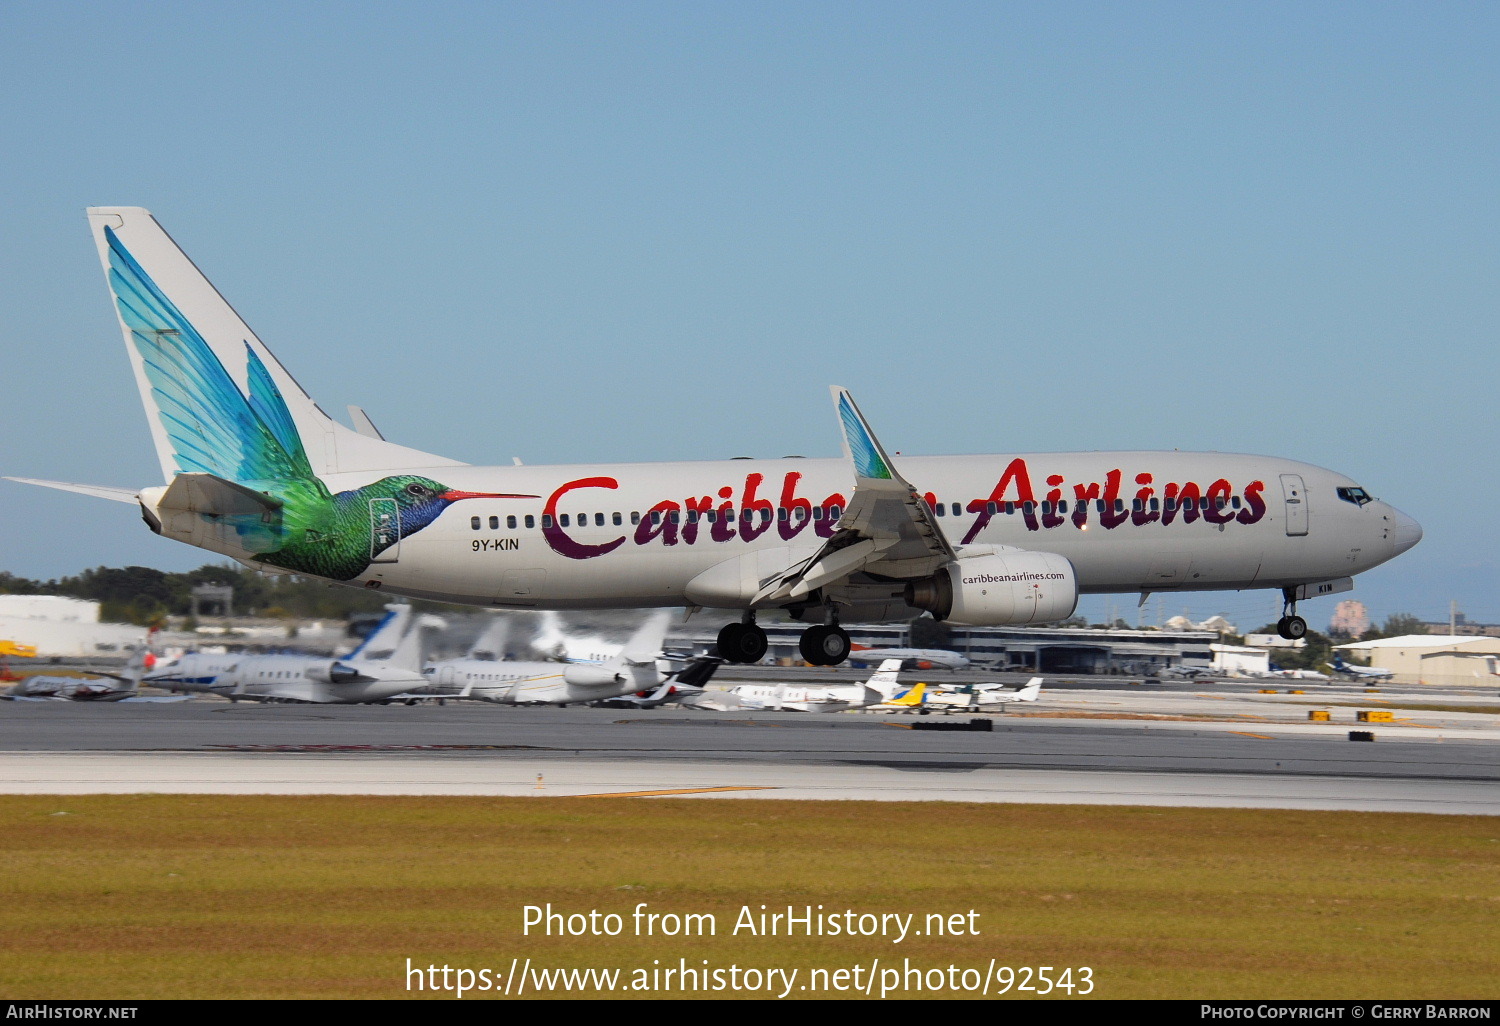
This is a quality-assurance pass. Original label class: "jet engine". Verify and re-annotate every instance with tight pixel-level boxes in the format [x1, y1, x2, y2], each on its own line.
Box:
[305, 661, 366, 684]
[562, 664, 625, 687]
[905, 551, 1078, 626]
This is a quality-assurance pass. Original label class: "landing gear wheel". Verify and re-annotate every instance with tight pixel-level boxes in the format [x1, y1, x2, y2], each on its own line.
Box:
[1281, 615, 1307, 641]
[717, 622, 768, 663]
[799, 624, 851, 666]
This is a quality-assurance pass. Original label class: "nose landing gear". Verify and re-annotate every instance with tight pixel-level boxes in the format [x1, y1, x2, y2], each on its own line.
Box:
[1277, 587, 1308, 640]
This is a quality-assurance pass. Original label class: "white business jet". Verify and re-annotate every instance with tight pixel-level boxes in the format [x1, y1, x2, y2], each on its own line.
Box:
[142, 604, 430, 703]
[6, 209, 1423, 667]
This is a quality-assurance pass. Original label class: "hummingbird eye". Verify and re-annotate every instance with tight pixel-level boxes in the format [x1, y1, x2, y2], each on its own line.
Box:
[406, 483, 428, 497]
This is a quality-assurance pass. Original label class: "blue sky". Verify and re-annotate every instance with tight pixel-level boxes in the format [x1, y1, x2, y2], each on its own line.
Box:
[1, 1, 1495, 631]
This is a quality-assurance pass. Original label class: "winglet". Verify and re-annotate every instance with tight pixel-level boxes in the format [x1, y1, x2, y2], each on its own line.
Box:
[831, 387, 896, 481]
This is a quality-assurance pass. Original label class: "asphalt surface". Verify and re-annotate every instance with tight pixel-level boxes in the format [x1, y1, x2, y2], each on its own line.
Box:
[2, 677, 1495, 812]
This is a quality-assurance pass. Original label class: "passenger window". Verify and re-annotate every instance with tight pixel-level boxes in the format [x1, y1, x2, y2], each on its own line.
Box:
[560, 514, 570, 527]
[706, 510, 716, 523]
[652, 511, 662, 525]
[777, 508, 788, 522]
[596, 512, 605, 526]
[631, 511, 640, 525]
[1095, 499, 1105, 513]
[525, 515, 535, 529]
[489, 516, 500, 530]
[812, 507, 823, 521]
[831, 505, 842, 519]
[951, 502, 961, 516]
[934, 504, 945, 517]
[1231, 497, 1241, 510]
[1004, 502, 1014, 515]
[1059, 500, 1068, 513]
[1115, 499, 1125, 513]
[1023, 501, 1035, 515]
[670, 511, 681, 524]
[612, 512, 622, 526]
[986, 501, 997, 515]
[1131, 499, 1142, 513]
[470, 516, 480, 530]
[1041, 501, 1052, 515]
[507, 515, 517, 529]
[1150, 498, 1159, 512]
[541, 514, 553, 528]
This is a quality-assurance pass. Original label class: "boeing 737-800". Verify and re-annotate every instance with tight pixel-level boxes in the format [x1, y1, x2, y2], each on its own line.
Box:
[6, 209, 1423, 667]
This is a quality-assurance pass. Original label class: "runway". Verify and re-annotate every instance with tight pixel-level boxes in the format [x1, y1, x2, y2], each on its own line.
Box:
[2, 680, 1496, 813]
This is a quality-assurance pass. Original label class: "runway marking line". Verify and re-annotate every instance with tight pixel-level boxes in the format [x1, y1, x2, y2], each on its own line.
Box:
[569, 786, 780, 798]
[1230, 731, 1275, 740]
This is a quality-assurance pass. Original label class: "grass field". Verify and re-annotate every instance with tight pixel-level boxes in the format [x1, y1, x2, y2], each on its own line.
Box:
[1, 795, 1496, 999]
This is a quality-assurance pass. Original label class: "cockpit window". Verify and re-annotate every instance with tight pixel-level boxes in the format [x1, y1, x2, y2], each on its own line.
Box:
[1337, 486, 1373, 507]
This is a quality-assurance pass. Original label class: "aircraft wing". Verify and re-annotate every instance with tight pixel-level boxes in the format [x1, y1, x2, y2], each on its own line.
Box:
[753, 389, 954, 605]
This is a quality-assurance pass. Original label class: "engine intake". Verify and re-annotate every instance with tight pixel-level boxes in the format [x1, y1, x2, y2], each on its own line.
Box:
[906, 551, 1078, 626]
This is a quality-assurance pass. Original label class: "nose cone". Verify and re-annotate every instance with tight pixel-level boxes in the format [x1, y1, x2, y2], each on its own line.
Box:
[1390, 508, 1423, 555]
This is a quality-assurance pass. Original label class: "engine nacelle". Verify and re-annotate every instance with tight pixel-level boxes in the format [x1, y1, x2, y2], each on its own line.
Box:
[905, 551, 1078, 626]
[304, 661, 364, 684]
[563, 664, 625, 687]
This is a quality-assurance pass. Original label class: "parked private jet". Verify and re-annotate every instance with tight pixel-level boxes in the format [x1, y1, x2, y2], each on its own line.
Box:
[928, 677, 1044, 711]
[847, 644, 970, 670]
[142, 604, 431, 702]
[417, 611, 678, 705]
[1331, 655, 1395, 682]
[6, 209, 1423, 666]
[727, 658, 913, 713]
[2, 646, 180, 702]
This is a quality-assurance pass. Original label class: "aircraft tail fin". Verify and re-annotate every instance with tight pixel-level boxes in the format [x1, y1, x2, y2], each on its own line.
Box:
[1015, 677, 1043, 702]
[615, 611, 671, 667]
[864, 658, 906, 699]
[672, 653, 725, 690]
[346, 605, 409, 662]
[383, 613, 446, 672]
[884, 682, 927, 707]
[86, 207, 463, 485]
[467, 615, 511, 660]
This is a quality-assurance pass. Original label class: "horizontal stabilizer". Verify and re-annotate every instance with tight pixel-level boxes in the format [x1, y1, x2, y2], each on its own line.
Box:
[4, 477, 139, 504]
[157, 472, 283, 518]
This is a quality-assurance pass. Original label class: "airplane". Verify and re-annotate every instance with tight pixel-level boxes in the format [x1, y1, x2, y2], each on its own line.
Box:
[727, 658, 911, 713]
[418, 610, 679, 705]
[1330, 655, 1394, 682]
[926, 677, 1043, 711]
[1159, 665, 1216, 679]
[1265, 662, 1332, 682]
[142, 604, 431, 702]
[588, 653, 726, 708]
[847, 644, 970, 670]
[2, 646, 182, 702]
[7, 208, 1423, 667]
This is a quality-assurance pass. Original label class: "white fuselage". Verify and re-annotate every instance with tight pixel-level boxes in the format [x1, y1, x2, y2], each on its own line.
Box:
[301, 451, 1418, 614]
[729, 682, 873, 713]
[145, 652, 424, 703]
[419, 658, 667, 705]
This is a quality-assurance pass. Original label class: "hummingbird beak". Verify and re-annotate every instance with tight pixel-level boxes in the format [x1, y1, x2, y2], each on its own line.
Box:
[439, 490, 540, 502]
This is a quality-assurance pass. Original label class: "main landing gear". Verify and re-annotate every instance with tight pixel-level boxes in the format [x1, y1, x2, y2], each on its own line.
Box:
[1277, 587, 1308, 641]
[715, 615, 853, 666]
[798, 623, 851, 666]
[717, 615, 769, 664]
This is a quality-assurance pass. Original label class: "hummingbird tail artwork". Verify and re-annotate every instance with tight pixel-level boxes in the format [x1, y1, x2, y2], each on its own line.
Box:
[89, 208, 535, 580]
